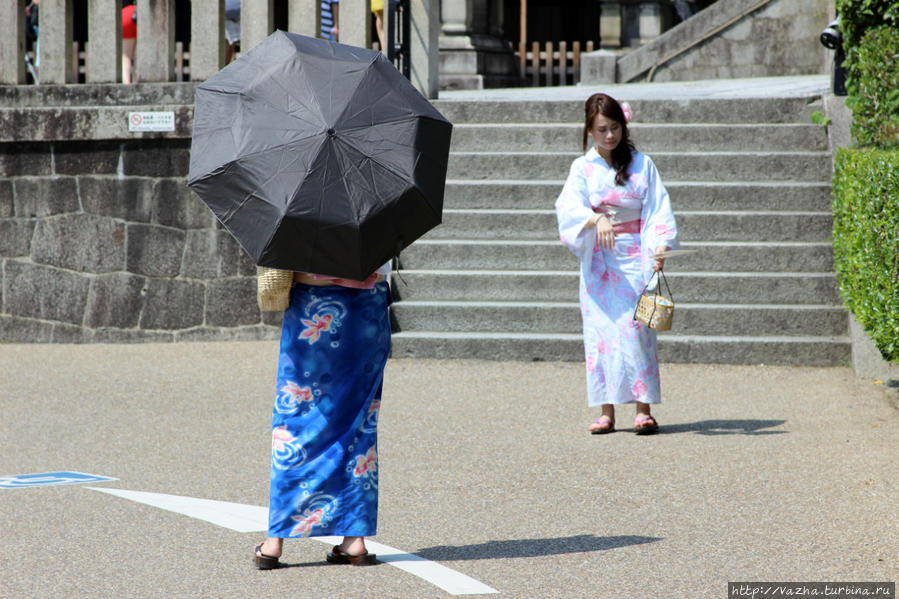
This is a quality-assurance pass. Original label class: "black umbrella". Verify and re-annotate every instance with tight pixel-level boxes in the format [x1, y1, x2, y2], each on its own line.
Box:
[188, 30, 452, 281]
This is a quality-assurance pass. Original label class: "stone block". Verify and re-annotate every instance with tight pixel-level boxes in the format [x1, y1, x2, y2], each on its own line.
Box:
[122, 140, 191, 177]
[78, 176, 155, 222]
[174, 324, 279, 342]
[3, 260, 90, 325]
[0, 314, 54, 342]
[0, 180, 12, 217]
[84, 272, 147, 329]
[0, 219, 36, 257]
[205, 277, 261, 327]
[153, 179, 214, 229]
[32, 214, 126, 273]
[721, 18, 752, 42]
[12, 176, 80, 217]
[139, 278, 205, 330]
[262, 310, 284, 328]
[217, 231, 256, 276]
[579, 50, 618, 84]
[93, 328, 175, 343]
[0, 143, 52, 176]
[181, 229, 222, 279]
[53, 141, 121, 175]
[126, 224, 186, 277]
[50, 321, 92, 343]
[849, 314, 899, 381]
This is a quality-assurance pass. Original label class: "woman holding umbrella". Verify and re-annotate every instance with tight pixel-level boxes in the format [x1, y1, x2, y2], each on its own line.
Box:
[253, 263, 392, 569]
[555, 93, 678, 435]
[186, 31, 452, 568]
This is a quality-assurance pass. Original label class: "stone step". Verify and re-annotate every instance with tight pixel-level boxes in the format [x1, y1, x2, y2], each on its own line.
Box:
[443, 180, 832, 211]
[447, 151, 832, 182]
[401, 240, 834, 272]
[389, 331, 850, 366]
[390, 271, 841, 304]
[451, 123, 828, 152]
[433, 97, 821, 125]
[391, 301, 847, 337]
[427, 209, 833, 243]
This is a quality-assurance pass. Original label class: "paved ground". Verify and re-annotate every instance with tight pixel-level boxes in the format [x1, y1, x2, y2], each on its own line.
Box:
[1, 341, 896, 599]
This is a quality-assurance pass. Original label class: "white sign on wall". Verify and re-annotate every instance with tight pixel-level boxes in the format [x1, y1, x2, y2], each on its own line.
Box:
[128, 111, 176, 132]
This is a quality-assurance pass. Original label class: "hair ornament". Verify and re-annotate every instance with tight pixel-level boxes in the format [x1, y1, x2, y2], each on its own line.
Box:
[620, 102, 633, 123]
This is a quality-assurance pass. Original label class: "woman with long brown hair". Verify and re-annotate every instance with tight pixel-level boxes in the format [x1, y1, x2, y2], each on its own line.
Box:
[555, 93, 679, 435]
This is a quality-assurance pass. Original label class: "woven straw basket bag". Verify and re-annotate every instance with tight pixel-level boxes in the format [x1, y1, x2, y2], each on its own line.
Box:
[633, 269, 675, 331]
[257, 267, 293, 311]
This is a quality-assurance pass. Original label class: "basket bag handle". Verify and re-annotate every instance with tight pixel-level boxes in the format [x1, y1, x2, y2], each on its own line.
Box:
[632, 267, 673, 324]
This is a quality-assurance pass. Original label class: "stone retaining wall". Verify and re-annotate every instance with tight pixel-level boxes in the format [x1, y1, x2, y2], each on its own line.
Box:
[0, 132, 282, 343]
[584, 0, 834, 84]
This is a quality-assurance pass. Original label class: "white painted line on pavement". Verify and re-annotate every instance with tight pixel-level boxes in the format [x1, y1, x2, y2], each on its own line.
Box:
[88, 487, 268, 532]
[314, 536, 498, 596]
[87, 487, 498, 596]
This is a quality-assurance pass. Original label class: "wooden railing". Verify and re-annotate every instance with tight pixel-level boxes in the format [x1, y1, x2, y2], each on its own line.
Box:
[518, 40, 596, 86]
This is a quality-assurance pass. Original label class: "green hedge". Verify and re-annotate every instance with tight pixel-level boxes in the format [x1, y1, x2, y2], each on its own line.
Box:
[834, 0, 899, 55]
[847, 25, 899, 148]
[832, 148, 899, 362]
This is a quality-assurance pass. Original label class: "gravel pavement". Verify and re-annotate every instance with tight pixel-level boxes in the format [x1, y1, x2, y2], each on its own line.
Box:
[1, 341, 896, 599]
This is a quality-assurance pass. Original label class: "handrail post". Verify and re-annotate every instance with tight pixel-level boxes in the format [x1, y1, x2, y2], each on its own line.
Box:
[191, 0, 225, 80]
[87, 0, 122, 83]
[40, 0, 75, 83]
[289, 0, 320, 38]
[241, 0, 274, 55]
[342, 0, 372, 50]
[0, 0, 26, 84]
[409, 0, 439, 98]
[137, 0, 175, 81]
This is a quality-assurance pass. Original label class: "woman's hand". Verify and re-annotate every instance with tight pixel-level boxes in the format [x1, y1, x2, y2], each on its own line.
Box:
[653, 246, 667, 271]
[586, 214, 616, 249]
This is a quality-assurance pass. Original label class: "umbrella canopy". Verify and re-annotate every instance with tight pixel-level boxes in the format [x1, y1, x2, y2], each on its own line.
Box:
[188, 30, 453, 281]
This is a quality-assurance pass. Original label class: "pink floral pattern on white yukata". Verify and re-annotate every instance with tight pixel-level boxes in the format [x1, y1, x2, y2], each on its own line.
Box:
[555, 149, 678, 407]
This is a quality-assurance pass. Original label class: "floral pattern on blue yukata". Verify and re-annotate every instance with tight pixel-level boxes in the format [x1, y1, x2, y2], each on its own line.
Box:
[268, 281, 391, 538]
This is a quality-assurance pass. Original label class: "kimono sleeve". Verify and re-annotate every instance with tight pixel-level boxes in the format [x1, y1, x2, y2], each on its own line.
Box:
[555, 158, 596, 263]
[640, 155, 679, 281]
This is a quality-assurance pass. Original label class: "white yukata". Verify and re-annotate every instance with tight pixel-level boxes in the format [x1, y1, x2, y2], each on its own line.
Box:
[555, 148, 679, 407]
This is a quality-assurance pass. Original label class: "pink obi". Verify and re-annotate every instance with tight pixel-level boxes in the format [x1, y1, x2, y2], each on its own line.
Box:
[612, 220, 642, 234]
[311, 271, 381, 289]
[593, 205, 642, 235]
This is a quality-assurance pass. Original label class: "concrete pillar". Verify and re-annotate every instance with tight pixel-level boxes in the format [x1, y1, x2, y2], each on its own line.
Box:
[342, 0, 372, 49]
[599, 1, 622, 49]
[580, 49, 617, 83]
[289, 0, 320, 38]
[191, 0, 225, 80]
[0, 0, 26, 84]
[40, 0, 75, 84]
[87, 0, 122, 83]
[440, 0, 517, 90]
[409, 0, 439, 98]
[638, 2, 662, 44]
[137, 0, 175, 81]
[241, 0, 274, 55]
[441, 0, 467, 35]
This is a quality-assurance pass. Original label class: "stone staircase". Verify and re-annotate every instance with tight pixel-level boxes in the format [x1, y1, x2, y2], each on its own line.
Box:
[388, 96, 851, 366]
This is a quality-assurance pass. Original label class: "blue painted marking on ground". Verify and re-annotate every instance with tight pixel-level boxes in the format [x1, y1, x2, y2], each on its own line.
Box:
[0, 472, 118, 489]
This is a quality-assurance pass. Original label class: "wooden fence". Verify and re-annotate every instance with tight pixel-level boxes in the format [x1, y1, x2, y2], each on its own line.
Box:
[518, 40, 596, 86]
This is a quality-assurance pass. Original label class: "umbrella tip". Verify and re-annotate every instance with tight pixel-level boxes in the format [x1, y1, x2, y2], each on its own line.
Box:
[327, 128, 336, 137]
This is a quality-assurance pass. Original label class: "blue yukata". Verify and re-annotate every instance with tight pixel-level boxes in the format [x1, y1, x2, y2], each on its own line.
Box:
[555, 148, 679, 407]
[268, 281, 391, 538]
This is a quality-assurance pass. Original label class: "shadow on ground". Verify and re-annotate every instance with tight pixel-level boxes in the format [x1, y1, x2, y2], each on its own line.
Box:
[412, 534, 662, 561]
[660, 419, 786, 435]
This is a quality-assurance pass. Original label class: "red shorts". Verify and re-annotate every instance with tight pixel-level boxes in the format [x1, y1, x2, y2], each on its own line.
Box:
[122, 5, 136, 39]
